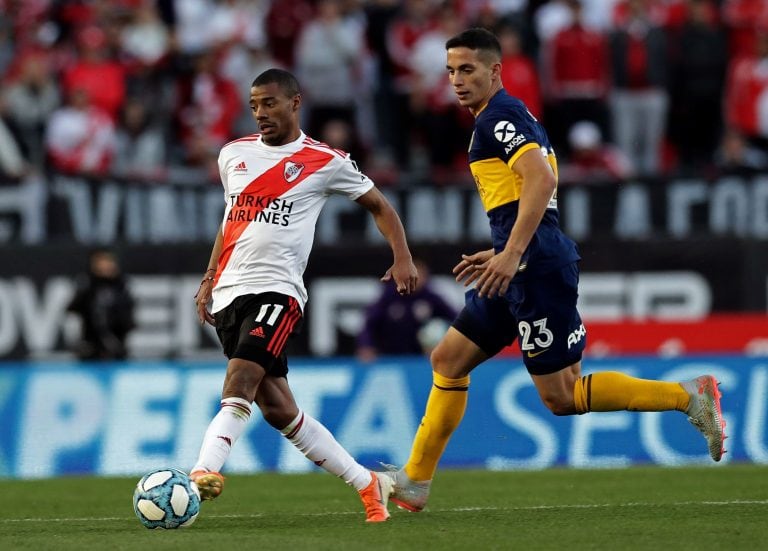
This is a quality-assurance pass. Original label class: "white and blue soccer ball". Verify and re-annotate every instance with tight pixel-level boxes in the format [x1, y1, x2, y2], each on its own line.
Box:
[133, 468, 201, 529]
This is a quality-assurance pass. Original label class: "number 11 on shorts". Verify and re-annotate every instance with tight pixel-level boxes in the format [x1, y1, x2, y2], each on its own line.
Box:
[254, 304, 283, 325]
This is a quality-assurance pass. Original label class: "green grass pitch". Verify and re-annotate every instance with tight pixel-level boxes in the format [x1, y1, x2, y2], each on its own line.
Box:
[2, 465, 766, 550]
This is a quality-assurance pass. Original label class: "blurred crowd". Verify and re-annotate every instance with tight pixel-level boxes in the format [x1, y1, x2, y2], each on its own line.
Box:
[1, 0, 767, 188]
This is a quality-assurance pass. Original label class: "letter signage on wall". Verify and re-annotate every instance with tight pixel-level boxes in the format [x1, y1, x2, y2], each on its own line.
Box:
[0, 357, 765, 479]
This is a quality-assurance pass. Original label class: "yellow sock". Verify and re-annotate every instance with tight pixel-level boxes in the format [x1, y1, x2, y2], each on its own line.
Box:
[404, 372, 470, 482]
[573, 371, 689, 414]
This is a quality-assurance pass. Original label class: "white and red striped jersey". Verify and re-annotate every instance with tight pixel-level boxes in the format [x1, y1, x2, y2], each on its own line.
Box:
[211, 131, 373, 313]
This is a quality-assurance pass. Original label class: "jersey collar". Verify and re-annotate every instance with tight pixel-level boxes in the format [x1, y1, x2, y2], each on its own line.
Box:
[258, 131, 306, 149]
[474, 89, 507, 117]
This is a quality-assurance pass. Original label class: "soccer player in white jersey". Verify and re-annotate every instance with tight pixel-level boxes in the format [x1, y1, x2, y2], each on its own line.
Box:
[191, 68, 418, 523]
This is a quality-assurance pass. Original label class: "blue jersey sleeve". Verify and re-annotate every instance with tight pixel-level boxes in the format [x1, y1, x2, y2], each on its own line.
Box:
[477, 104, 540, 165]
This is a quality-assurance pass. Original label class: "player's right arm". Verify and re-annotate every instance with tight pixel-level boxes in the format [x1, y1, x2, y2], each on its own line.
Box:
[194, 223, 223, 326]
[504, 148, 556, 258]
[194, 147, 232, 326]
[473, 148, 555, 298]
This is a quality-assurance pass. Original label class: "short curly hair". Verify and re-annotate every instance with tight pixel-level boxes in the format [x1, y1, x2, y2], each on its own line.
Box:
[252, 68, 300, 97]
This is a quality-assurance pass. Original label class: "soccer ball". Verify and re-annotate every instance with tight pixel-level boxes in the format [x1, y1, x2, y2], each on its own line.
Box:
[133, 468, 201, 529]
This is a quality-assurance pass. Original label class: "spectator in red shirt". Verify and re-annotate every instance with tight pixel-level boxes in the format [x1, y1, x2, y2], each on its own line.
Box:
[264, 0, 314, 69]
[408, 3, 471, 181]
[723, 0, 768, 60]
[724, 30, 768, 146]
[61, 25, 126, 122]
[498, 23, 542, 119]
[384, 0, 437, 170]
[174, 49, 241, 155]
[542, 0, 611, 156]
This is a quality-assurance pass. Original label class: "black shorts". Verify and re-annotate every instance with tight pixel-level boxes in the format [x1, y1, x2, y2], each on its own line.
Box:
[452, 262, 585, 376]
[213, 292, 303, 377]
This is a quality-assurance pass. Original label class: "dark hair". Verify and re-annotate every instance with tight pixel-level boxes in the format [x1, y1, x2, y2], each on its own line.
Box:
[445, 28, 502, 61]
[252, 68, 301, 97]
[89, 247, 116, 261]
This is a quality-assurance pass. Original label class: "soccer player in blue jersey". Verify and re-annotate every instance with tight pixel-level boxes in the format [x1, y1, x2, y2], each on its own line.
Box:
[381, 28, 726, 512]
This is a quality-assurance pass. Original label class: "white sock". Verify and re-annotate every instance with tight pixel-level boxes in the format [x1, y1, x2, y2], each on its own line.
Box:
[281, 410, 372, 491]
[192, 397, 252, 473]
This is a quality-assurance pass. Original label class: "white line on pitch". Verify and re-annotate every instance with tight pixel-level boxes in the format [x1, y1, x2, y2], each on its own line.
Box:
[2, 499, 767, 523]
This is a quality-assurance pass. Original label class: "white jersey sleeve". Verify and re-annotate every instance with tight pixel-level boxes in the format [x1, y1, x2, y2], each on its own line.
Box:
[326, 155, 374, 199]
[218, 149, 230, 200]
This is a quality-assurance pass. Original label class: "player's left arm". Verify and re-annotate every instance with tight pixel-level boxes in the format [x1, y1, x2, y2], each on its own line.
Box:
[356, 187, 418, 295]
[475, 147, 556, 298]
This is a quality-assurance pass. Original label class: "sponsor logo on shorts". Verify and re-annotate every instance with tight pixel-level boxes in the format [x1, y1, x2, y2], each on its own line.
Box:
[250, 326, 266, 338]
[527, 348, 549, 358]
[567, 323, 586, 349]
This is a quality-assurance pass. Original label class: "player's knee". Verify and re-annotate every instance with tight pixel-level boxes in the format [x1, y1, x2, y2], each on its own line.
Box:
[223, 359, 264, 401]
[260, 407, 281, 428]
[430, 345, 448, 371]
[260, 404, 294, 429]
[541, 394, 577, 416]
[430, 347, 463, 379]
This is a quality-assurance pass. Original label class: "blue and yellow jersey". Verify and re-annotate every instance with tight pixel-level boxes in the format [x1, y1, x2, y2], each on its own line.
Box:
[469, 89, 579, 275]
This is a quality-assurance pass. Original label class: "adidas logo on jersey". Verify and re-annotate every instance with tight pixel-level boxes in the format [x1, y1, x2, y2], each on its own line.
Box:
[234, 161, 247, 172]
[250, 326, 265, 338]
[284, 161, 305, 183]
